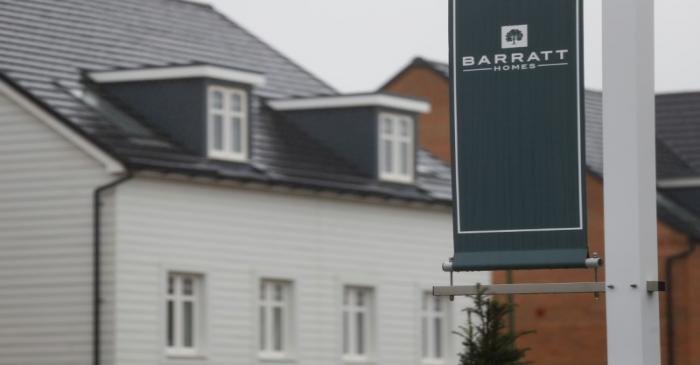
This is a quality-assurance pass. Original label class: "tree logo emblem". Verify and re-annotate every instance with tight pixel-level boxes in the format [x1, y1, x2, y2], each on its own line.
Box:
[506, 29, 523, 45]
[501, 25, 528, 49]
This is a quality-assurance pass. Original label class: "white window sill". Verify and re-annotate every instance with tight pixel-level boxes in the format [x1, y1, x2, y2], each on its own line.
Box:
[208, 151, 248, 163]
[342, 356, 375, 365]
[164, 350, 207, 361]
[379, 174, 415, 184]
[258, 353, 297, 363]
[421, 359, 446, 365]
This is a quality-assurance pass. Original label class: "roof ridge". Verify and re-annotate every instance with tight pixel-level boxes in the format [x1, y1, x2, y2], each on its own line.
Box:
[169, 0, 214, 10]
[413, 56, 447, 68]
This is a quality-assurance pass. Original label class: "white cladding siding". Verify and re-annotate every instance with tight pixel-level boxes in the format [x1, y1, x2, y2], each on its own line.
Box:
[113, 177, 489, 365]
[0, 92, 111, 364]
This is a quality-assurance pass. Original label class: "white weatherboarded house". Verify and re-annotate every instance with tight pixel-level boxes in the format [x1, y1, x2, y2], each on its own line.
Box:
[0, 1, 487, 365]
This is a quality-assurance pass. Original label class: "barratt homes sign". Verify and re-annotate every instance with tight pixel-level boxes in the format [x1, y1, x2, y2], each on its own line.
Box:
[449, 0, 588, 271]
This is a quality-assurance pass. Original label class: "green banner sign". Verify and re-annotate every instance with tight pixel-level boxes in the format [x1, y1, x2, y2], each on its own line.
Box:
[449, 0, 588, 271]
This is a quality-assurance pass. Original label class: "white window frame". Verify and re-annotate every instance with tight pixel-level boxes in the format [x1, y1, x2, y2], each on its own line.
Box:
[165, 272, 204, 357]
[258, 279, 294, 359]
[342, 286, 374, 362]
[378, 112, 415, 183]
[421, 292, 448, 363]
[207, 85, 249, 162]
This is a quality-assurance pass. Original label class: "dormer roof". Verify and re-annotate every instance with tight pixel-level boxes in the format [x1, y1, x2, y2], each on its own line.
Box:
[268, 93, 431, 114]
[88, 64, 266, 87]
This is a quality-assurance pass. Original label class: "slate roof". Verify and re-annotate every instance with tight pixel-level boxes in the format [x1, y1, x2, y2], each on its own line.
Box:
[0, 0, 452, 204]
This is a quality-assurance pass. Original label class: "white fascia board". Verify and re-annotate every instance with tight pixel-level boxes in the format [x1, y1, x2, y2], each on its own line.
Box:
[657, 177, 700, 189]
[0, 79, 125, 174]
[89, 65, 266, 87]
[267, 94, 431, 114]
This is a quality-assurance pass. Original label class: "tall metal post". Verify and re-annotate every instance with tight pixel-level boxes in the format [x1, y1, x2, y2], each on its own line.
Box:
[603, 1, 661, 364]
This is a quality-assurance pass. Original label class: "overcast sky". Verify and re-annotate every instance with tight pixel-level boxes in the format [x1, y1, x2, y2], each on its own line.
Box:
[208, 0, 699, 94]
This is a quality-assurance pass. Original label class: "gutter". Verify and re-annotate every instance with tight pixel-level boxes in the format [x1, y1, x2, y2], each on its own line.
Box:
[658, 177, 700, 189]
[93, 173, 132, 365]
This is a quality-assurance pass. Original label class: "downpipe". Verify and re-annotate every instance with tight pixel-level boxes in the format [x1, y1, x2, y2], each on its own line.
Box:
[93, 173, 132, 365]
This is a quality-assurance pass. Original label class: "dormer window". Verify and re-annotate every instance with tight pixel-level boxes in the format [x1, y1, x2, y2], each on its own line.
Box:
[88, 64, 264, 162]
[267, 93, 429, 185]
[378, 112, 415, 183]
[208, 86, 248, 161]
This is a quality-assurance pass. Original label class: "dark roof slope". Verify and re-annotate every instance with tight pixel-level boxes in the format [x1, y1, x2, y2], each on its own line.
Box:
[656, 92, 700, 174]
[0, 0, 452, 204]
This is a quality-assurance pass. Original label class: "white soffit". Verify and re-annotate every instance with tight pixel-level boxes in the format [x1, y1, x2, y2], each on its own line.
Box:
[89, 65, 266, 87]
[267, 94, 432, 114]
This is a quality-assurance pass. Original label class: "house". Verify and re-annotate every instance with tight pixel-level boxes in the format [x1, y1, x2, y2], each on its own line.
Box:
[382, 56, 700, 365]
[0, 2, 490, 365]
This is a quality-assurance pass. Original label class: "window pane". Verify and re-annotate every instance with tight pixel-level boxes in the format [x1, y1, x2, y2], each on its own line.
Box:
[231, 93, 242, 112]
[213, 115, 224, 150]
[434, 317, 442, 358]
[260, 307, 266, 350]
[356, 290, 364, 306]
[183, 301, 194, 347]
[232, 117, 242, 153]
[167, 300, 174, 347]
[343, 311, 349, 354]
[383, 140, 393, 173]
[356, 312, 365, 355]
[400, 141, 409, 175]
[274, 283, 283, 302]
[382, 118, 393, 134]
[183, 277, 193, 296]
[399, 119, 410, 136]
[273, 307, 283, 351]
[212, 90, 223, 110]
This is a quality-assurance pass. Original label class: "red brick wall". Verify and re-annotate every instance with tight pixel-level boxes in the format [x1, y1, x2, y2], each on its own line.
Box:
[383, 64, 700, 365]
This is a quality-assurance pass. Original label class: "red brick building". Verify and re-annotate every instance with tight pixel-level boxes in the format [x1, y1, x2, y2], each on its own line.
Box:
[382, 57, 700, 365]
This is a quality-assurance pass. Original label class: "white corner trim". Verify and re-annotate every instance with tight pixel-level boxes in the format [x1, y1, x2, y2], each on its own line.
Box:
[657, 177, 700, 189]
[0, 79, 125, 174]
[267, 94, 431, 114]
[89, 65, 266, 87]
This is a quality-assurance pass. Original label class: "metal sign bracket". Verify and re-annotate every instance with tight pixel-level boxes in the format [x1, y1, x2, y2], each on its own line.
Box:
[434, 256, 665, 296]
[433, 281, 665, 297]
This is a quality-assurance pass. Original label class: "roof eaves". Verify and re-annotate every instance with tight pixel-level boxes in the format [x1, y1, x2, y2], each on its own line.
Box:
[132, 166, 451, 207]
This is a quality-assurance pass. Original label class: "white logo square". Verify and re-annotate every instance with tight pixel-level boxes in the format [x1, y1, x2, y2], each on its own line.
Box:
[501, 24, 528, 49]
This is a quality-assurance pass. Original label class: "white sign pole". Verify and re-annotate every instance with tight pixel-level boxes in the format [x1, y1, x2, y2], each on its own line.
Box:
[603, 0, 661, 364]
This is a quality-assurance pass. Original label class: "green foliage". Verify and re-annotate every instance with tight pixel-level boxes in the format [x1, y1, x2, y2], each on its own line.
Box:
[455, 287, 533, 365]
